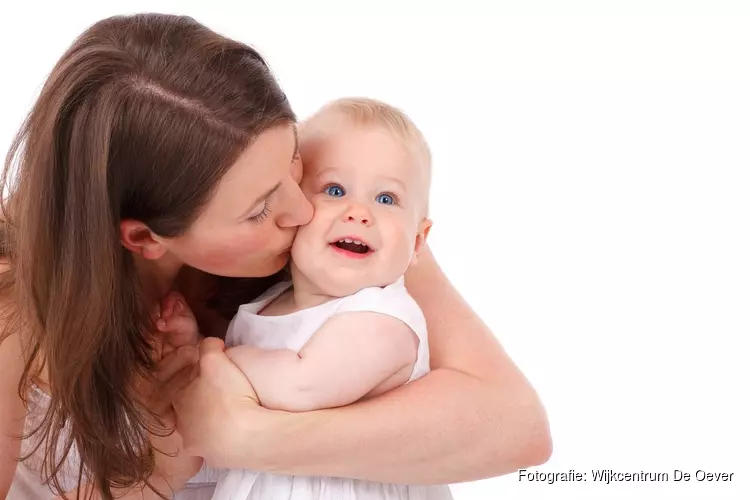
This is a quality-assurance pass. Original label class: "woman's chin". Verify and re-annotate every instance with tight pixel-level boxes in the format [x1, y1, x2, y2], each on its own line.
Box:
[252, 251, 291, 277]
[273, 251, 291, 271]
[191, 251, 291, 279]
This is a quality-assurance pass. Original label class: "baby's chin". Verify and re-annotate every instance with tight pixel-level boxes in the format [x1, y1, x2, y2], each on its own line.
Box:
[290, 244, 410, 295]
[310, 271, 399, 297]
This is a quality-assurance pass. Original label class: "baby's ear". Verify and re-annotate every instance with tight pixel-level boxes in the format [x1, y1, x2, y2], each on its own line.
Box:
[410, 218, 433, 267]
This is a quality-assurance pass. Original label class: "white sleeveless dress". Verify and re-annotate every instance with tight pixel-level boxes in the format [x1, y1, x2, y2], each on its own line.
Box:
[210, 276, 453, 500]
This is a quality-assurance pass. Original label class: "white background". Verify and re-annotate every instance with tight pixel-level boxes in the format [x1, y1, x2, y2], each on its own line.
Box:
[2, 1, 749, 499]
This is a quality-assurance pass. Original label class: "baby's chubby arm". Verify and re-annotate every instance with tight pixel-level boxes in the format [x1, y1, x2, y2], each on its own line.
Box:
[226, 312, 418, 412]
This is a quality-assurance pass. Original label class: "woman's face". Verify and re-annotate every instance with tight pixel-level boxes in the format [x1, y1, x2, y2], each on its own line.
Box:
[160, 123, 313, 277]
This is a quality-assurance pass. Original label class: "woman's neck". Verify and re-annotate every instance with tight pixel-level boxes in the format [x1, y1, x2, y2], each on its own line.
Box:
[133, 253, 182, 302]
[136, 256, 231, 337]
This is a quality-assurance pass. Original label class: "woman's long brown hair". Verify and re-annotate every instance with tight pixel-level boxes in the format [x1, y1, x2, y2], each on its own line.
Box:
[0, 13, 294, 498]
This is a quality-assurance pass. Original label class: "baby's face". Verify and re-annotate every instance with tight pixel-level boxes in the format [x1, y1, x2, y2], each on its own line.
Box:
[291, 122, 429, 296]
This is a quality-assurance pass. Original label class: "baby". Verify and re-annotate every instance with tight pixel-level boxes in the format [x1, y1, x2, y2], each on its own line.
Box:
[168, 97, 451, 500]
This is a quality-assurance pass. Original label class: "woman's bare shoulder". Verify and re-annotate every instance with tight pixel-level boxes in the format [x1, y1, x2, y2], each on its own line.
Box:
[0, 258, 23, 375]
[0, 258, 22, 346]
[0, 265, 25, 499]
[0, 259, 15, 309]
[0, 258, 41, 388]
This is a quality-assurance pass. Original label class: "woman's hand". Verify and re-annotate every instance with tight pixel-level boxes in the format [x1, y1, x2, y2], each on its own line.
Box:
[143, 345, 204, 488]
[173, 338, 266, 469]
[144, 291, 205, 487]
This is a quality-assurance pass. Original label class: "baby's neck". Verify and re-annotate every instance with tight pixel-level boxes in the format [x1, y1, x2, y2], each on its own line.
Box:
[265, 263, 338, 315]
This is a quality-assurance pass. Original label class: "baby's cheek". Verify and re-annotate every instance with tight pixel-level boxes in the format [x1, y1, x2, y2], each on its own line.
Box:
[294, 221, 317, 240]
[396, 221, 420, 256]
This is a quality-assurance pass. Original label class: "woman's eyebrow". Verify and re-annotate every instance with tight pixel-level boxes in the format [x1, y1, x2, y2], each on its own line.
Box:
[291, 126, 299, 161]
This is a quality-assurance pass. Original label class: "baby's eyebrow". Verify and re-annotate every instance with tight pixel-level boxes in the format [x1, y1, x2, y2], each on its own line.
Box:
[379, 176, 408, 192]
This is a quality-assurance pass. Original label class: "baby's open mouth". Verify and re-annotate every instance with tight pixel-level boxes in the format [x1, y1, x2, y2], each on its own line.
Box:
[333, 238, 371, 254]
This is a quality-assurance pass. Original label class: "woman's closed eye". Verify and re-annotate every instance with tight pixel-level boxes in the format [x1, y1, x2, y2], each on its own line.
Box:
[247, 200, 271, 224]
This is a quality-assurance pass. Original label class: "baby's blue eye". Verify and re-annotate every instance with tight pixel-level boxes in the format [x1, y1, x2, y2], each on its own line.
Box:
[325, 185, 345, 197]
[376, 193, 395, 205]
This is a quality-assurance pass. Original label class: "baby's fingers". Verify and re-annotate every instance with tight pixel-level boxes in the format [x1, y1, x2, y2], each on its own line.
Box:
[160, 290, 187, 320]
[156, 314, 201, 346]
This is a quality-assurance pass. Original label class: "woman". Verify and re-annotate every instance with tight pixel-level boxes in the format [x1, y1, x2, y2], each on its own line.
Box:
[0, 12, 551, 499]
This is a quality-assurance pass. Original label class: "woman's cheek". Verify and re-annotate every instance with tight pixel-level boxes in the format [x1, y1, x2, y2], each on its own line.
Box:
[197, 231, 271, 268]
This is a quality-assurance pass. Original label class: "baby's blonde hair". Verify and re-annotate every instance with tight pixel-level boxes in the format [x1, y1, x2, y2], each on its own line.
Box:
[302, 97, 432, 215]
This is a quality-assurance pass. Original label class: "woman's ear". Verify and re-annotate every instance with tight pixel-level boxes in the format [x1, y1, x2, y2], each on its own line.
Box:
[410, 218, 433, 267]
[120, 219, 168, 260]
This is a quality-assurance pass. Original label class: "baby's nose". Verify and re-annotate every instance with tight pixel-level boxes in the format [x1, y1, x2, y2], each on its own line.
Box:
[344, 204, 373, 226]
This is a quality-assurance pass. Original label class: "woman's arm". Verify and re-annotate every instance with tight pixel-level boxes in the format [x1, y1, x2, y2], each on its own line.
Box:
[177, 245, 551, 484]
[253, 245, 551, 483]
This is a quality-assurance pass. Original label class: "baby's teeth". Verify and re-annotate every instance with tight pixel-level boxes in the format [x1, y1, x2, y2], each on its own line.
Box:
[337, 238, 367, 246]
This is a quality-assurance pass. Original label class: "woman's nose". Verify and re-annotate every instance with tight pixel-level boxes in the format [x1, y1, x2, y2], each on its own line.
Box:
[277, 181, 313, 228]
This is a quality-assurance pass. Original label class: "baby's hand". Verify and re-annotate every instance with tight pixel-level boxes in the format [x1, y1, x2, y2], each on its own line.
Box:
[155, 291, 203, 360]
